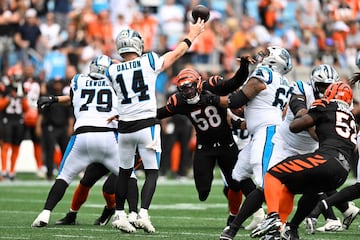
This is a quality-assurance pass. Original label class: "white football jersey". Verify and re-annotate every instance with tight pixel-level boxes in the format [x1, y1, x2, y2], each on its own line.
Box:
[244, 66, 291, 134]
[70, 74, 119, 131]
[106, 52, 164, 121]
[277, 80, 318, 152]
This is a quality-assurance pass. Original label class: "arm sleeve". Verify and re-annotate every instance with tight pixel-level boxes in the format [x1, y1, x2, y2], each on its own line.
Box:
[156, 94, 178, 119]
[203, 57, 250, 95]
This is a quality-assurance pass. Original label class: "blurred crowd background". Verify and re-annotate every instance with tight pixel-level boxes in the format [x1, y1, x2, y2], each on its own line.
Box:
[1, 0, 360, 181]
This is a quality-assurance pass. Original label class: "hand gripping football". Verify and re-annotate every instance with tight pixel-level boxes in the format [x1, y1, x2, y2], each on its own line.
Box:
[191, 5, 210, 23]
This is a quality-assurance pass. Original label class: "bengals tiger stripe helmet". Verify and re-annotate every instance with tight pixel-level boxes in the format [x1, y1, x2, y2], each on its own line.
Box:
[176, 68, 202, 104]
[324, 82, 353, 105]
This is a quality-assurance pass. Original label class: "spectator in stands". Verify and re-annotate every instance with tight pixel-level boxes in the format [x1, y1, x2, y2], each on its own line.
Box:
[86, 10, 113, 56]
[40, 12, 62, 50]
[53, 0, 70, 32]
[296, 0, 323, 35]
[13, 8, 48, 65]
[41, 45, 67, 85]
[0, 2, 20, 75]
[157, 0, 186, 48]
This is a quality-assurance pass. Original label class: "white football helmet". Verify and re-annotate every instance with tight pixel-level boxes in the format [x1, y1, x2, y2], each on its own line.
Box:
[310, 64, 339, 98]
[261, 46, 292, 75]
[356, 50, 360, 69]
[115, 29, 144, 57]
[89, 55, 112, 79]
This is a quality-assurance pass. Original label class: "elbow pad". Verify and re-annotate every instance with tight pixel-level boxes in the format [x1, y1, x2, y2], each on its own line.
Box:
[228, 90, 249, 109]
[289, 97, 306, 115]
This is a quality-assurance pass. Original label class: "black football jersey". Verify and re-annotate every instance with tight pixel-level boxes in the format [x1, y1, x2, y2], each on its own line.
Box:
[308, 99, 357, 162]
[157, 91, 234, 146]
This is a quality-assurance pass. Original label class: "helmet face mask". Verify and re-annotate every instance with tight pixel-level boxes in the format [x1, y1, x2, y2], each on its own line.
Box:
[261, 46, 292, 75]
[116, 29, 144, 57]
[89, 55, 112, 79]
[176, 68, 201, 104]
[178, 82, 198, 101]
[310, 64, 339, 98]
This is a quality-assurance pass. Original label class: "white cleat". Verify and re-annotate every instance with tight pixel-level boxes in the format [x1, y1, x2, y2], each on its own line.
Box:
[31, 210, 51, 228]
[112, 213, 136, 233]
[342, 202, 360, 229]
[128, 211, 138, 227]
[135, 214, 156, 233]
[316, 218, 343, 232]
[245, 208, 266, 231]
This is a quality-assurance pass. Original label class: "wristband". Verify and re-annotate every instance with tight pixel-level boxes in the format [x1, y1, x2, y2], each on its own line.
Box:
[183, 38, 192, 48]
[51, 96, 59, 103]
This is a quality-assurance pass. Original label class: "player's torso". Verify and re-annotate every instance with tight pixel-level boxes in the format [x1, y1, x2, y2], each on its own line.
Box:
[173, 93, 234, 145]
[314, 101, 357, 158]
[278, 80, 318, 152]
[245, 66, 291, 133]
[71, 74, 118, 130]
[107, 52, 163, 121]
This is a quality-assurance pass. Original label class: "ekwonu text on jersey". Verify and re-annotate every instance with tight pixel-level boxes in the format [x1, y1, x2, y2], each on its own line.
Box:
[71, 73, 119, 131]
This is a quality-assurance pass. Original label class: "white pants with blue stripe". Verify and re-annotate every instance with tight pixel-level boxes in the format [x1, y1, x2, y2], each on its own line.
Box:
[232, 125, 277, 188]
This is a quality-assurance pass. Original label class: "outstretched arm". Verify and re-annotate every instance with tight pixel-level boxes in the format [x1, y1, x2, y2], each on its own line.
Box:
[161, 18, 205, 71]
[203, 56, 255, 95]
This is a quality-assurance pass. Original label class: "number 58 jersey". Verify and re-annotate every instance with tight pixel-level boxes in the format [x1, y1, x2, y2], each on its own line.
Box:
[106, 52, 164, 122]
[70, 73, 119, 131]
[244, 66, 291, 134]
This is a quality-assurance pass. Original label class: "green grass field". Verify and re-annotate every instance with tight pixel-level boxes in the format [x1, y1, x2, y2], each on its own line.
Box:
[0, 172, 359, 240]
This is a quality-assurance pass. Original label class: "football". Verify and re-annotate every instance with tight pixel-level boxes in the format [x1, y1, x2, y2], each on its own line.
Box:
[191, 5, 210, 23]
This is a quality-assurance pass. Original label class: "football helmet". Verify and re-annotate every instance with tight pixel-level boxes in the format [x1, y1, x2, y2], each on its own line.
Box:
[356, 50, 360, 69]
[324, 82, 353, 105]
[310, 64, 339, 98]
[115, 29, 144, 57]
[176, 68, 202, 104]
[89, 55, 112, 79]
[261, 46, 292, 75]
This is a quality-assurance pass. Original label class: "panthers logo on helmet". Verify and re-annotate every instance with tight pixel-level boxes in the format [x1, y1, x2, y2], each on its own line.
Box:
[116, 29, 144, 57]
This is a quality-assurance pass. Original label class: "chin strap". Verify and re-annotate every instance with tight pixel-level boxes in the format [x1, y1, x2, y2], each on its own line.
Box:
[186, 94, 200, 104]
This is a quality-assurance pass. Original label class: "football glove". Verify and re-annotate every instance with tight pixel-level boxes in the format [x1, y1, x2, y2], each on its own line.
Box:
[198, 93, 220, 106]
[37, 96, 59, 110]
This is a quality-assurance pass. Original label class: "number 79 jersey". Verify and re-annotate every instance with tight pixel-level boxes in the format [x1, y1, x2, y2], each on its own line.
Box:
[70, 74, 119, 131]
[244, 66, 291, 134]
[106, 52, 164, 121]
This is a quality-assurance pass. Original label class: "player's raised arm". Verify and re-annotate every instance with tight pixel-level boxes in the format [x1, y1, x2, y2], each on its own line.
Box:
[160, 18, 205, 71]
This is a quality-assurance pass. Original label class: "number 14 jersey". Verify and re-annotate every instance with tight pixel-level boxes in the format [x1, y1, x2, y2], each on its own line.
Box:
[106, 52, 164, 122]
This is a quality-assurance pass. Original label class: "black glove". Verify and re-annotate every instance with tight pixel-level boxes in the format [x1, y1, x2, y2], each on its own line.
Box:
[198, 93, 220, 106]
[37, 96, 59, 110]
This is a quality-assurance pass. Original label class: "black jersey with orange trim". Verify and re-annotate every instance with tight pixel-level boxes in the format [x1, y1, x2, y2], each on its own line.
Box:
[157, 91, 234, 146]
[308, 99, 357, 163]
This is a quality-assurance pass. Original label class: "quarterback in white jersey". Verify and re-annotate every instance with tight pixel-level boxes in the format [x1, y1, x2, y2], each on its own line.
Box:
[107, 21, 204, 234]
[32, 55, 120, 228]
